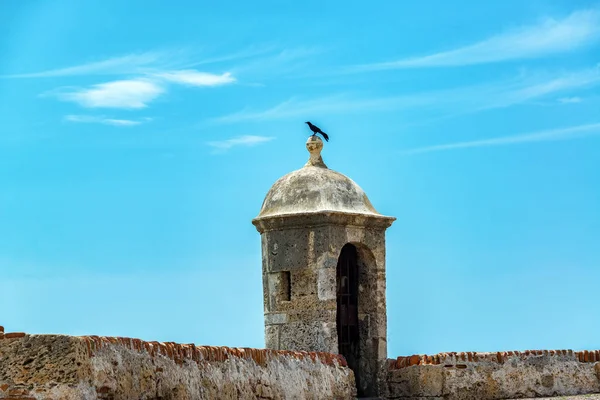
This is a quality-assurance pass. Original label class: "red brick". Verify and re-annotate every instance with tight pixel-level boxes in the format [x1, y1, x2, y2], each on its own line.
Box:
[409, 355, 420, 366]
[4, 332, 26, 339]
[395, 357, 407, 369]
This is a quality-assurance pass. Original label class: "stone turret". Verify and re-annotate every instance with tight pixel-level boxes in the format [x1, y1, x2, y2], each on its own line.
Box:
[252, 136, 395, 397]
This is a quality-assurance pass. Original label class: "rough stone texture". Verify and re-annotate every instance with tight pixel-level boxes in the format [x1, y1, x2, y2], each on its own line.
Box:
[515, 395, 600, 399]
[0, 332, 355, 400]
[256, 135, 381, 219]
[253, 136, 395, 398]
[387, 350, 600, 399]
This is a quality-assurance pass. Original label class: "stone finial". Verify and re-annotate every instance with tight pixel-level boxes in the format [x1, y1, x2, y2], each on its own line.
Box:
[304, 135, 328, 168]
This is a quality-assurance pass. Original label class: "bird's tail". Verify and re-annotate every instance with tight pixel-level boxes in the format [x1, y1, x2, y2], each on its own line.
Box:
[321, 132, 329, 142]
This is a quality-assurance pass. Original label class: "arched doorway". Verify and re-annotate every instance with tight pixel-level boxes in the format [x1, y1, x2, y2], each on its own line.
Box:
[336, 243, 360, 387]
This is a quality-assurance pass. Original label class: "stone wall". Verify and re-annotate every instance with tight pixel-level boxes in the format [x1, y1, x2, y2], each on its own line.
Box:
[255, 213, 392, 397]
[387, 349, 600, 399]
[0, 326, 355, 400]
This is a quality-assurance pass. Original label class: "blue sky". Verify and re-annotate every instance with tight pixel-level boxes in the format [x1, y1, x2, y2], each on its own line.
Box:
[1, 0, 599, 357]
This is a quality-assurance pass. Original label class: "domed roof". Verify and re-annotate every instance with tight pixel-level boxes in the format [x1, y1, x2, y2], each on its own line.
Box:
[256, 136, 381, 218]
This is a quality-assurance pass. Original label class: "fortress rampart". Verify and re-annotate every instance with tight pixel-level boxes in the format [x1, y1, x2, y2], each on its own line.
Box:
[387, 350, 600, 399]
[0, 326, 355, 400]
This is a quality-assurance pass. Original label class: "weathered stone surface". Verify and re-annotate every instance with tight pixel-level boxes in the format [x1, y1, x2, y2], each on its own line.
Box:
[264, 325, 280, 349]
[387, 350, 600, 399]
[255, 137, 380, 219]
[388, 364, 445, 398]
[253, 136, 395, 398]
[264, 313, 288, 325]
[278, 321, 338, 353]
[514, 395, 600, 399]
[0, 333, 356, 400]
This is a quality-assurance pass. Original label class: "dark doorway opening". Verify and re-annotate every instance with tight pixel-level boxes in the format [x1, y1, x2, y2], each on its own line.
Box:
[336, 243, 360, 390]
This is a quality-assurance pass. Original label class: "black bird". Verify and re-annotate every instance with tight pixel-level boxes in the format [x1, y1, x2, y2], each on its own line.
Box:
[305, 121, 329, 142]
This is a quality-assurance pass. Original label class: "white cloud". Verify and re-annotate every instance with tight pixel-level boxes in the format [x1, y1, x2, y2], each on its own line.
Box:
[154, 70, 236, 86]
[401, 123, 600, 155]
[51, 70, 236, 109]
[207, 135, 274, 151]
[558, 96, 583, 103]
[64, 115, 151, 126]
[48, 69, 236, 110]
[352, 9, 600, 70]
[6, 50, 238, 110]
[56, 79, 165, 109]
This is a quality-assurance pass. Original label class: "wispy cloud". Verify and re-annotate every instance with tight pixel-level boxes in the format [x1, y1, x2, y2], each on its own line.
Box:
[6, 49, 240, 110]
[47, 69, 238, 109]
[207, 135, 274, 151]
[231, 47, 324, 78]
[153, 70, 236, 86]
[1, 48, 252, 79]
[401, 123, 600, 155]
[64, 115, 152, 126]
[2, 45, 299, 80]
[212, 95, 398, 123]
[475, 67, 600, 110]
[7, 46, 321, 113]
[351, 9, 600, 71]
[3, 52, 167, 78]
[210, 92, 446, 124]
[54, 79, 165, 109]
[182, 45, 277, 68]
[558, 96, 583, 104]
[213, 66, 600, 124]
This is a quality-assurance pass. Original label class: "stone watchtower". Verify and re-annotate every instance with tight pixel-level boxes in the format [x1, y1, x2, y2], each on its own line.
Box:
[252, 136, 395, 397]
